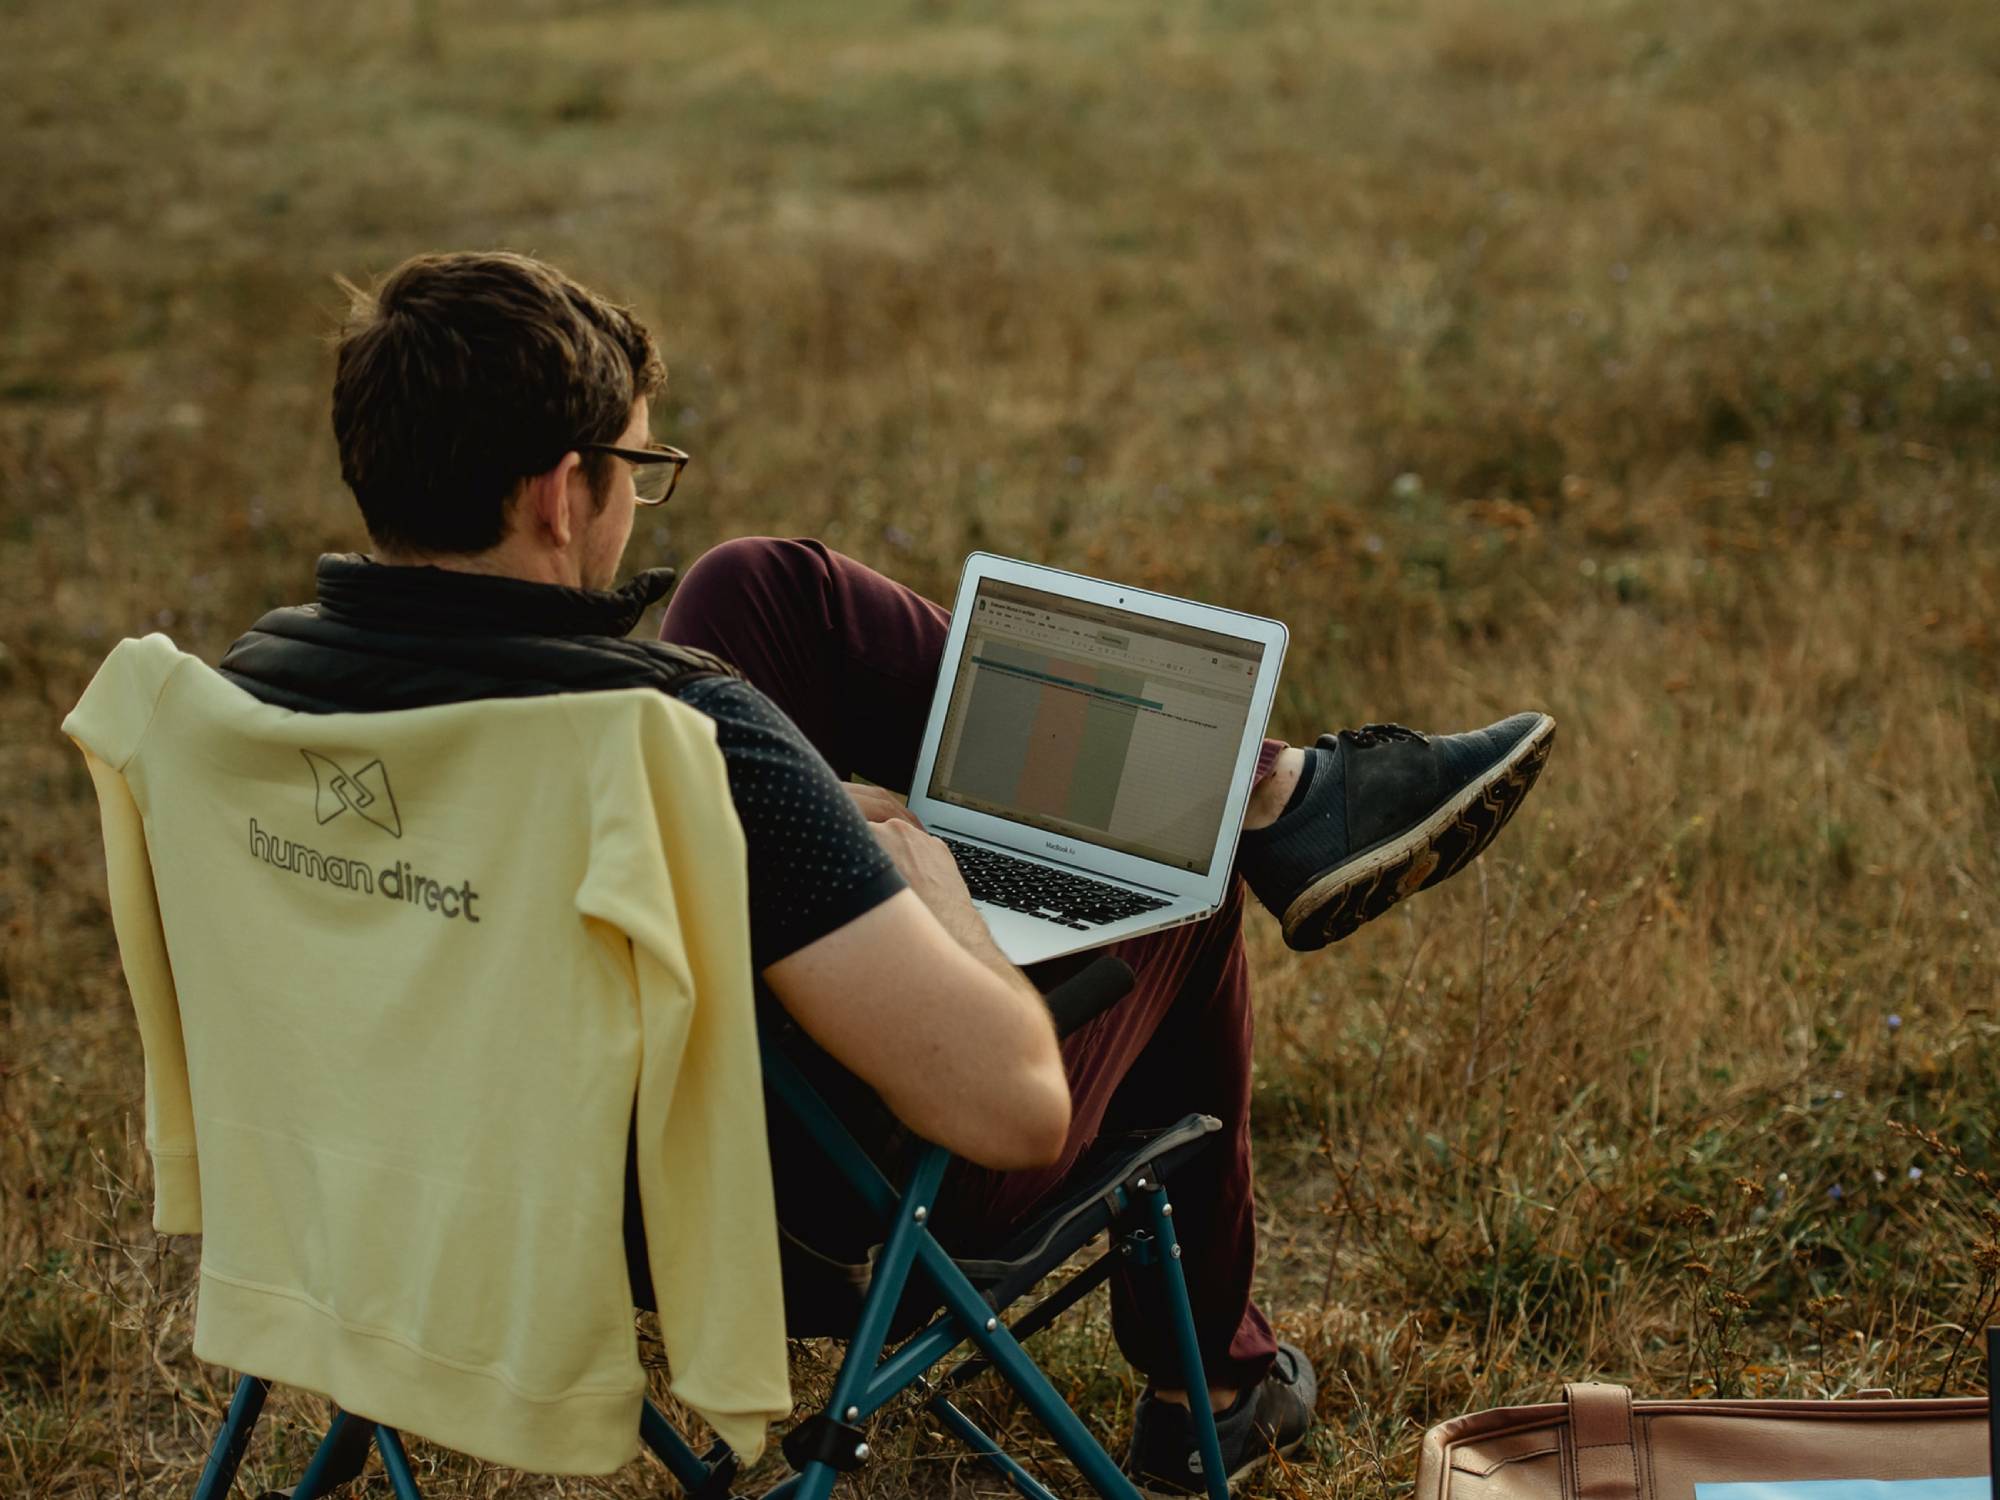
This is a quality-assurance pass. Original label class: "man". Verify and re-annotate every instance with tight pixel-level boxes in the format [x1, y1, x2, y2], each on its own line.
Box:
[218, 251, 1553, 1493]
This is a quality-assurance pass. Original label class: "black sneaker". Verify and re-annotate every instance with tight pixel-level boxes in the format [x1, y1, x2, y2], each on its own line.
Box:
[1125, 1343, 1318, 1496]
[1239, 712, 1555, 951]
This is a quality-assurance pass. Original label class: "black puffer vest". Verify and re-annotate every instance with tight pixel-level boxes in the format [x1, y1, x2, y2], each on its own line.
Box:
[219, 554, 737, 712]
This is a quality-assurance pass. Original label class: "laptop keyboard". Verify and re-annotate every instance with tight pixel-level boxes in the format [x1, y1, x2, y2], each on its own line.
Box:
[940, 837, 1173, 930]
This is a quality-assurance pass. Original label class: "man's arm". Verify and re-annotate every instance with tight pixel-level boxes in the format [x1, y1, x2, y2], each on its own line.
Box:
[673, 677, 1070, 1172]
[761, 818, 1071, 1172]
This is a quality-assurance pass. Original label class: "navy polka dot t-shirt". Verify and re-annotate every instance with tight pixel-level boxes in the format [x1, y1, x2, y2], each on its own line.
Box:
[671, 675, 907, 970]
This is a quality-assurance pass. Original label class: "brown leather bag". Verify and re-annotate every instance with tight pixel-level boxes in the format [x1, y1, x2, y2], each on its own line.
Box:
[1417, 1381, 1990, 1500]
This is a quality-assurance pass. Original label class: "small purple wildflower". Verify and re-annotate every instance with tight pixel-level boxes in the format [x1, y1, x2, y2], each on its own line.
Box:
[1886, 1014, 1903, 1031]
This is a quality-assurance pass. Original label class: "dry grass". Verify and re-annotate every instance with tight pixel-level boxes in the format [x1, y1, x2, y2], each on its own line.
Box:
[3, 0, 1998, 1493]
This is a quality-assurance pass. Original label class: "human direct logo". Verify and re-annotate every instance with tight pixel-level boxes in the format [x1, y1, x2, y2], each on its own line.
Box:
[247, 818, 482, 922]
[248, 824, 482, 928]
[238, 749, 482, 921]
[301, 749, 402, 837]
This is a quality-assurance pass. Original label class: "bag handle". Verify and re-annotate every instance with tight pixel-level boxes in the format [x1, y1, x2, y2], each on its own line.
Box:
[1565, 1382, 1640, 1500]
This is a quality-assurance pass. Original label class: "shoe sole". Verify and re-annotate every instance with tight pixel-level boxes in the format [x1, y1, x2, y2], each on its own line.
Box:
[1133, 1432, 1311, 1499]
[1280, 713, 1556, 951]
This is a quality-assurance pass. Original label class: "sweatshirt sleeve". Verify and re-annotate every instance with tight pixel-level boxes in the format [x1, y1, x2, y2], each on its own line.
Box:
[573, 697, 790, 1462]
[75, 749, 203, 1233]
[62, 639, 203, 1235]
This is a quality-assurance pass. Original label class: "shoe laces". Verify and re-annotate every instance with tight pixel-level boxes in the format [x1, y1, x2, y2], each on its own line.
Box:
[1343, 722, 1427, 748]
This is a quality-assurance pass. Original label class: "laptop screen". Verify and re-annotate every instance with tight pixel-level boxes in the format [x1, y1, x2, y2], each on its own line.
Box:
[926, 578, 1268, 874]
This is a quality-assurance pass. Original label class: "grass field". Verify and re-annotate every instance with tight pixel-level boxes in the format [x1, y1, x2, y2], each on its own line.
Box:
[3, 0, 1998, 1493]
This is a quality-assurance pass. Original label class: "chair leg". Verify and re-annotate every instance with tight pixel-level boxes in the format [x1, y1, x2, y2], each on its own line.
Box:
[791, 1149, 954, 1500]
[193, 1375, 270, 1500]
[929, 1250, 1121, 1400]
[290, 1409, 374, 1499]
[639, 1399, 737, 1497]
[787, 1144, 1155, 1500]
[928, 1396, 1065, 1500]
[1136, 1183, 1229, 1500]
[372, 1427, 424, 1500]
[910, 1234, 1144, 1500]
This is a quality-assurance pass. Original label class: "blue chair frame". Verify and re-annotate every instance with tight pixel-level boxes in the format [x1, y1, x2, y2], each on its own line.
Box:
[191, 959, 1232, 1500]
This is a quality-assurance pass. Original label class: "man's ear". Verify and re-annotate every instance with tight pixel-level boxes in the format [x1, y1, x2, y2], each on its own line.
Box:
[518, 451, 583, 549]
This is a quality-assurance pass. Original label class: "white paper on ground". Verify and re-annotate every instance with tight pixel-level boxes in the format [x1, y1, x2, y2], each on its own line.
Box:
[1696, 1480, 1987, 1500]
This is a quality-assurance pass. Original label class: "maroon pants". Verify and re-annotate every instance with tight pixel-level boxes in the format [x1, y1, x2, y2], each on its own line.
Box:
[661, 537, 1281, 1390]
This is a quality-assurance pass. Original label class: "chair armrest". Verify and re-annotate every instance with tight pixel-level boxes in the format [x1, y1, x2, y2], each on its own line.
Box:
[1037, 954, 1135, 1039]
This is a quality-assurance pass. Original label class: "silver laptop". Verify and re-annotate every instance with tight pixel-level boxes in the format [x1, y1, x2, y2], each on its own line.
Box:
[908, 553, 1289, 965]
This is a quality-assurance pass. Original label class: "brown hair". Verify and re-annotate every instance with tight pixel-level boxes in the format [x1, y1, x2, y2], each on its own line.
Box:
[331, 251, 666, 554]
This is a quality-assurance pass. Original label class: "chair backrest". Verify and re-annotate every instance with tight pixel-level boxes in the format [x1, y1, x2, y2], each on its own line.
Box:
[64, 635, 790, 1474]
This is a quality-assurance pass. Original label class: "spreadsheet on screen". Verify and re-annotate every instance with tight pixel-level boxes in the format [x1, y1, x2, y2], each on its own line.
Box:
[929, 578, 1264, 874]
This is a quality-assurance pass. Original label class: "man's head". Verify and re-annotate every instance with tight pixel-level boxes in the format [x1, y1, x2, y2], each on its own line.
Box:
[331, 251, 665, 586]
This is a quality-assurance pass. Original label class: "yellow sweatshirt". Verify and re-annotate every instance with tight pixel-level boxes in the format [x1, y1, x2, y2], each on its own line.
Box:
[63, 635, 790, 1474]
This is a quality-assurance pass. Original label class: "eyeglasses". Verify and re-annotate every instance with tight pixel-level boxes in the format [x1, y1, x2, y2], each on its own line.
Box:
[575, 443, 690, 506]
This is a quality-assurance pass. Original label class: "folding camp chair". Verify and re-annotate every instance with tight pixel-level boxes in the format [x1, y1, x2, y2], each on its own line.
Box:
[190, 952, 1237, 1500]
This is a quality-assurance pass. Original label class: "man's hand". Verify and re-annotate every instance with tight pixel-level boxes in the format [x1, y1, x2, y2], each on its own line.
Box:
[844, 783, 1027, 990]
[867, 815, 962, 911]
[843, 783, 962, 913]
[844, 781, 923, 828]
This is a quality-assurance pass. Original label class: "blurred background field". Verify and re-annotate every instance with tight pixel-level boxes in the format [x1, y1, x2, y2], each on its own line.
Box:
[3, 0, 1997, 1493]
